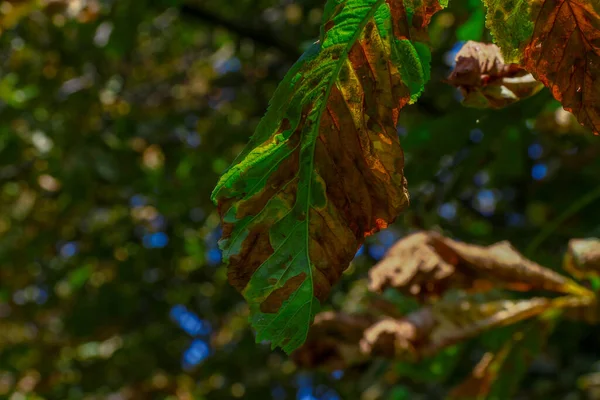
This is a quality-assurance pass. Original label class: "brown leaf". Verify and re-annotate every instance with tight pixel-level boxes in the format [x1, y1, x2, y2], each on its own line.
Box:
[368, 232, 459, 300]
[360, 296, 553, 360]
[292, 295, 590, 368]
[447, 41, 543, 109]
[359, 308, 435, 361]
[369, 231, 589, 300]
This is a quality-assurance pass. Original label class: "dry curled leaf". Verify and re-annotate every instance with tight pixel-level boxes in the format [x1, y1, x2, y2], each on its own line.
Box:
[484, 0, 600, 133]
[368, 232, 459, 300]
[293, 233, 598, 371]
[447, 41, 543, 109]
[293, 296, 591, 368]
[369, 231, 588, 300]
[360, 296, 553, 360]
[359, 309, 435, 360]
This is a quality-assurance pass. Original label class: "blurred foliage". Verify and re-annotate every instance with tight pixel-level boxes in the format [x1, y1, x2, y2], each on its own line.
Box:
[0, 0, 599, 399]
[294, 232, 599, 398]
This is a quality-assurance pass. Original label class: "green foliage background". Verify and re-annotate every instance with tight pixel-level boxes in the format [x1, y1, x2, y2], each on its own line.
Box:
[0, 0, 599, 399]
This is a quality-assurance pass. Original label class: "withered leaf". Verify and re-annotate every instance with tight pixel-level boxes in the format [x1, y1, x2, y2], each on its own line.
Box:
[369, 231, 589, 300]
[360, 295, 554, 360]
[292, 296, 591, 368]
[211, 0, 446, 353]
[447, 41, 543, 109]
[484, 0, 600, 133]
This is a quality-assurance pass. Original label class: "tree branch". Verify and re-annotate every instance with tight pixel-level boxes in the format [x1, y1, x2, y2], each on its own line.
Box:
[179, 4, 302, 62]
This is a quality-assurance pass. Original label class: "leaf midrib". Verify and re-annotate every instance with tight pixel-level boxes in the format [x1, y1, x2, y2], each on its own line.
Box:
[300, 0, 387, 337]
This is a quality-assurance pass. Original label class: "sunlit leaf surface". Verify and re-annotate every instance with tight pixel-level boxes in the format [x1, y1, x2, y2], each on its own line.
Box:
[212, 0, 446, 353]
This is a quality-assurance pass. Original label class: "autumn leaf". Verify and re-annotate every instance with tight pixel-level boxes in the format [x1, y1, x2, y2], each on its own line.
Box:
[360, 295, 554, 360]
[291, 233, 598, 370]
[483, 0, 600, 133]
[447, 41, 543, 109]
[368, 231, 590, 300]
[291, 295, 592, 369]
[211, 0, 446, 353]
[448, 318, 556, 400]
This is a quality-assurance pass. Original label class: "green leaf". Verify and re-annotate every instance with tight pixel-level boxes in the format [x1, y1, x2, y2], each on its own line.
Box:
[482, 0, 534, 63]
[211, 0, 446, 353]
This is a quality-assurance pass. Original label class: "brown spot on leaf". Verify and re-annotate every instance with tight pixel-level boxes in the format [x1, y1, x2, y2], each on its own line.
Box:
[260, 273, 307, 313]
[213, 0, 444, 352]
[227, 223, 274, 292]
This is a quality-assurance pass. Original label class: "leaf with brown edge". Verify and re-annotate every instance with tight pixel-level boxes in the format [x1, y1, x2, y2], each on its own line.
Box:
[483, 0, 600, 133]
[447, 41, 544, 109]
[448, 317, 556, 400]
[360, 295, 555, 360]
[368, 231, 591, 301]
[211, 0, 446, 353]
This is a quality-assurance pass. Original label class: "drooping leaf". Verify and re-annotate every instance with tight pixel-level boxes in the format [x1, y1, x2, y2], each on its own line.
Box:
[483, 0, 600, 133]
[368, 231, 590, 300]
[447, 41, 544, 108]
[448, 317, 556, 400]
[211, 0, 446, 353]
